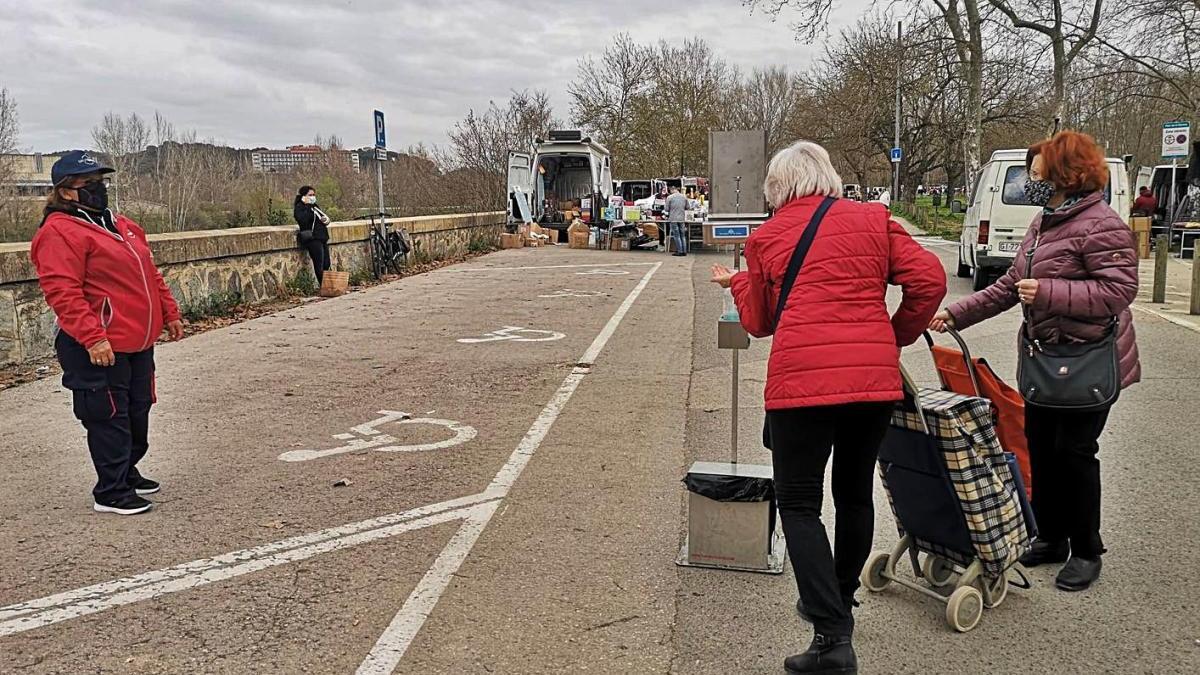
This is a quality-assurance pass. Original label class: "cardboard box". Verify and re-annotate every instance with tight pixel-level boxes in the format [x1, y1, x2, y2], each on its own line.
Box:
[1136, 229, 1151, 259]
[1131, 216, 1152, 233]
[569, 230, 590, 249]
[642, 222, 659, 240]
[609, 236, 632, 251]
[500, 233, 524, 249]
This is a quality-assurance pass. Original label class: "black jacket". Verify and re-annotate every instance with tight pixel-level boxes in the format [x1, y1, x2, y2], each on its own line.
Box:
[294, 202, 330, 241]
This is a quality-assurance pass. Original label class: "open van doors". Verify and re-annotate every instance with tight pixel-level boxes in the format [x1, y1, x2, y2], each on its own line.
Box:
[508, 151, 534, 225]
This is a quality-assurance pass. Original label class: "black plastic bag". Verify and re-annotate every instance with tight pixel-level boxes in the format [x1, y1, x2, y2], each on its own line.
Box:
[684, 472, 774, 502]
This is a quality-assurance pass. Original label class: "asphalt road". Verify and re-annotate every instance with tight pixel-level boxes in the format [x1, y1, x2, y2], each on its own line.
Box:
[0, 237, 1197, 674]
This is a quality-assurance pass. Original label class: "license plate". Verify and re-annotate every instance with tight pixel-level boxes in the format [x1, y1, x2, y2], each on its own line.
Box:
[998, 242, 1021, 253]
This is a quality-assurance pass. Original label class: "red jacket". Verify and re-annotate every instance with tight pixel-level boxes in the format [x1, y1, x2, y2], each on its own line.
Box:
[730, 196, 947, 410]
[31, 210, 181, 353]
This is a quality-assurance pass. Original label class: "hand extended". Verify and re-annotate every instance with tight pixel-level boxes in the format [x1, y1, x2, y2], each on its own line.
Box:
[710, 264, 736, 289]
[1016, 279, 1039, 305]
[928, 310, 955, 334]
[88, 339, 116, 367]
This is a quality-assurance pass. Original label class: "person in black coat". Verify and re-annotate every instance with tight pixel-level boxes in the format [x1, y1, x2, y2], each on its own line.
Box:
[294, 185, 332, 284]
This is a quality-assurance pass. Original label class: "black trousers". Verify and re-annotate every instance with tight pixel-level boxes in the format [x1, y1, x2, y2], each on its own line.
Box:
[56, 332, 155, 503]
[302, 238, 331, 284]
[767, 402, 894, 637]
[1025, 403, 1111, 558]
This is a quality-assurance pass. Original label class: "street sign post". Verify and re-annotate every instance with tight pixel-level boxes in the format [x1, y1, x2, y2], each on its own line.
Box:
[891, 147, 902, 163]
[1163, 122, 1191, 231]
[374, 110, 387, 216]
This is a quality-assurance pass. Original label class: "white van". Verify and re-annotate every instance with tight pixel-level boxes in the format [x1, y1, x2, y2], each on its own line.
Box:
[958, 149, 1130, 290]
[507, 130, 614, 234]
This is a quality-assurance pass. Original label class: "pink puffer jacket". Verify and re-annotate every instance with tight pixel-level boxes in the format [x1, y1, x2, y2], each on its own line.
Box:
[947, 191, 1141, 388]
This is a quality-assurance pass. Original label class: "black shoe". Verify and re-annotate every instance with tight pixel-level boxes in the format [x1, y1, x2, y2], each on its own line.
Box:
[784, 634, 857, 674]
[93, 495, 153, 516]
[1019, 539, 1069, 567]
[1055, 556, 1102, 592]
[131, 476, 160, 495]
[672, 252, 686, 257]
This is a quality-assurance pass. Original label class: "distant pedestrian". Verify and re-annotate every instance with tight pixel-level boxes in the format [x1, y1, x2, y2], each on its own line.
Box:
[294, 185, 332, 284]
[665, 186, 689, 256]
[711, 140, 946, 675]
[1131, 186, 1157, 217]
[930, 130, 1140, 592]
[30, 151, 185, 516]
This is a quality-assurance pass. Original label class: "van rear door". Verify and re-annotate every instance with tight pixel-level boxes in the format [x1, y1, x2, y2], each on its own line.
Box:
[508, 151, 534, 224]
[988, 162, 1040, 258]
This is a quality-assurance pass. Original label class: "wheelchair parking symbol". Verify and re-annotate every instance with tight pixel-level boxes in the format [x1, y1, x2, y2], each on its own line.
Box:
[278, 410, 477, 462]
[457, 326, 566, 343]
[538, 288, 605, 299]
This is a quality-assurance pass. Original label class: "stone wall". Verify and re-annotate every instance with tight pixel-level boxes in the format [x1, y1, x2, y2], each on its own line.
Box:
[0, 212, 504, 367]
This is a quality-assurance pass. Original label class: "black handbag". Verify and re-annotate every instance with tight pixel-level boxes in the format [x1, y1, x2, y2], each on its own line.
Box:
[762, 196, 837, 449]
[1015, 234, 1121, 411]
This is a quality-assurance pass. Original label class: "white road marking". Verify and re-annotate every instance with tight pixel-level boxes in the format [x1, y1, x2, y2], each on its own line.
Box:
[456, 326, 566, 344]
[576, 269, 630, 276]
[279, 411, 478, 463]
[451, 262, 656, 272]
[0, 491, 500, 636]
[356, 261, 662, 673]
[538, 288, 606, 298]
[0, 261, 663, 669]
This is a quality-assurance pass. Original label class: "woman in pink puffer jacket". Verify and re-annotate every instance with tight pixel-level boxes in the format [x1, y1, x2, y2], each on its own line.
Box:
[930, 131, 1140, 593]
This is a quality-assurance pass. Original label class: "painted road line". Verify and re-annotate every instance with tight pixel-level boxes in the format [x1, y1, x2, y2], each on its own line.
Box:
[0, 491, 500, 635]
[1132, 303, 1200, 334]
[451, 262, 658, 272]
[356, 261, 663, 673]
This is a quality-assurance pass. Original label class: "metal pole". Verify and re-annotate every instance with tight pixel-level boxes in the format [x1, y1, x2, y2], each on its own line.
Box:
[731, 177, 743, 464]
[1153, 234, 1169, 303]
[1168, 159, 1179, 248]
[376, 155, 386, 217]
[893, 20, 902, 201]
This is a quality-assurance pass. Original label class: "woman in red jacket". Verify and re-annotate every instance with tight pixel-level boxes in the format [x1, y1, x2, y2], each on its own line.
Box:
[930, 131, 1140, 592]
[30, 151, 184, 516]
[712, 141, 945, 675]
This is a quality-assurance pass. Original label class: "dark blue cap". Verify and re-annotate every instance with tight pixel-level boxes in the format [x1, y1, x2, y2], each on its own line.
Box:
[51, 150, 114, 186]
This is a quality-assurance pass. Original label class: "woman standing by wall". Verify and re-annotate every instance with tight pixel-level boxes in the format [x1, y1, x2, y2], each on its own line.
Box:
[711, 141, 946, 675]
[930, 130, 1140, 592]
[30, 151, 185, 515]
[294, 185, 332, 285]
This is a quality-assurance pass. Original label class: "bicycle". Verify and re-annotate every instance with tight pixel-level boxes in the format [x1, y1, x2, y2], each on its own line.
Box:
[368, 213, 410, 279]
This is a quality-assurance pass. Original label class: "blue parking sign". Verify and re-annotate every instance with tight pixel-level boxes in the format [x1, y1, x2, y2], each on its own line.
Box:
[890, 147, 902, 163]
[374, 110, 386, 149]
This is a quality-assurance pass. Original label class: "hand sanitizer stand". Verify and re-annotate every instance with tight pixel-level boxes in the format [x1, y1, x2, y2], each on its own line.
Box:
[676, 196, 785, 574]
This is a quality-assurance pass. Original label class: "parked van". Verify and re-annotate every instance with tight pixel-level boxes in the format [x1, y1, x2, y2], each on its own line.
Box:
[1135, 163, 1190, 228]
[507, 130, 614, 234]
[958, 149, 1131, 290]
[616, 178, 666, 203]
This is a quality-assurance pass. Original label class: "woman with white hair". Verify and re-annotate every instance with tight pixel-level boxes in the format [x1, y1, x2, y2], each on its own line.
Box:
[711, 141, 946, 674]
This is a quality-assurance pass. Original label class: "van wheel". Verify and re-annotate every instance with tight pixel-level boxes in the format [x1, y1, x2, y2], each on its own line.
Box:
[972, 265, 990, 291]
[956, 251, 972, 278]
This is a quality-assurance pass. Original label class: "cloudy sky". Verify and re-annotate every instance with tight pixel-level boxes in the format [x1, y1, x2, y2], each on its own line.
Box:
[0, 0, 864, 153]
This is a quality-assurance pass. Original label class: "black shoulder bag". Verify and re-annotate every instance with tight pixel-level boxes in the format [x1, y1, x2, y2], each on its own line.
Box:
[762, 196, 837, 449]
[1015, 234, 1121, 411]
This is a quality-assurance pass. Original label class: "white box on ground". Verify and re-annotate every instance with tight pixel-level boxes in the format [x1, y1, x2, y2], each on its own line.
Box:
[681, 461, 784, 573]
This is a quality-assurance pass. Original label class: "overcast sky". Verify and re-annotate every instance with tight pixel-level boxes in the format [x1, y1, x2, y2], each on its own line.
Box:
[0, 0, 865, 153]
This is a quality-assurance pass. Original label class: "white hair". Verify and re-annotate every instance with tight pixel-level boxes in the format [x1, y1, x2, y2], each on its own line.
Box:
[763, 140, 843, 208]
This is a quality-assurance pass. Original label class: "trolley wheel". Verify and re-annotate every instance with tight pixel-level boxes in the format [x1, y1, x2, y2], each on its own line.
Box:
[861, 551, 891, 592]
[922, 555, 957, 589]
[946, 586, 984, 632]
[981, 571, 1009, 609]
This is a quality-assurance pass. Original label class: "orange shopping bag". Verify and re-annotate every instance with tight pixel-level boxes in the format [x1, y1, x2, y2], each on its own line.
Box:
[926, 332, 1032, 500]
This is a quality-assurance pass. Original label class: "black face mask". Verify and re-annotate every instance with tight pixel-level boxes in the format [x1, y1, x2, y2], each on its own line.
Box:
[72, 180, 109, 212]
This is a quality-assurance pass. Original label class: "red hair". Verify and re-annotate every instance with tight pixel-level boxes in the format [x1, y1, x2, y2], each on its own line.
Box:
[1026, 131, 1109, 195]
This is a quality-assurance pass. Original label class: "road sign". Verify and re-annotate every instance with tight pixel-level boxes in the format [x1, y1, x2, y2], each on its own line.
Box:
[374, 110, 386, 149]
[1162, 121, 1190, 158]
[712, 225, 751, 239]
[375, 147, 388, 161]
[890, 147, 902, 163]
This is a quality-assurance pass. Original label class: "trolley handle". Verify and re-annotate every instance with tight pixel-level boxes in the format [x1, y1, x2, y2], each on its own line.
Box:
[921, 327, 983, 398]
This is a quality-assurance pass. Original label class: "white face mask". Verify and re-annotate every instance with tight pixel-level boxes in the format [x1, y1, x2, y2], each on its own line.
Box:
[304, 195, 317, 205]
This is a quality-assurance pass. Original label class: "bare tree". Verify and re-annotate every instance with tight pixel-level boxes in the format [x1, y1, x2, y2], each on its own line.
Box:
[569, 33, 655, 173]
[727, 66, 802, 154]
[447, 90, 558, 209]
[0, 88, 32, 239]
[986, 0, 1103, 129]
[92, 111, 150, 211]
